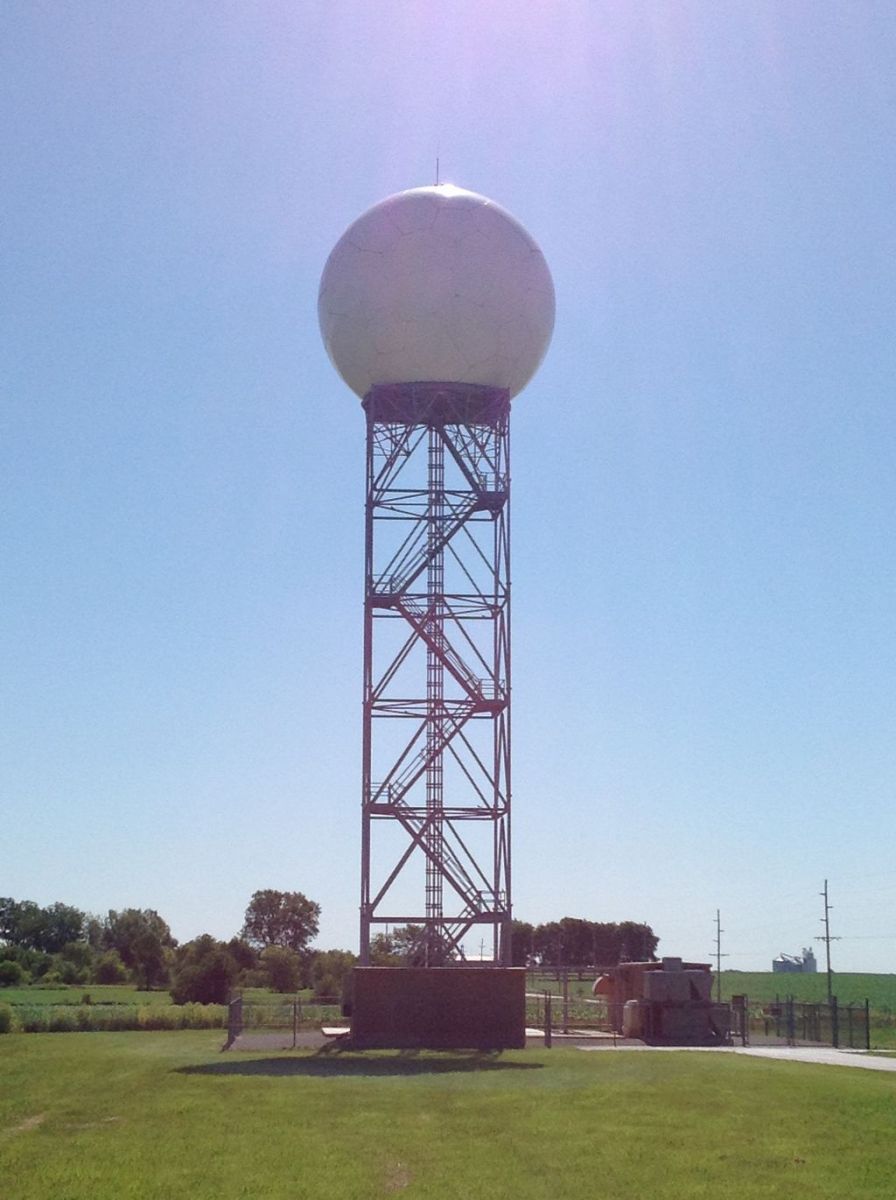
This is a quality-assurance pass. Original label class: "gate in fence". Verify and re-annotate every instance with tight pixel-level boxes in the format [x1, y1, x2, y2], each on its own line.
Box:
[526, 969, 615, 1035]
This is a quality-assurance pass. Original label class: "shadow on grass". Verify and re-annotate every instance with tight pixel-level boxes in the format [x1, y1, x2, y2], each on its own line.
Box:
[177, 1047, 542, 1078]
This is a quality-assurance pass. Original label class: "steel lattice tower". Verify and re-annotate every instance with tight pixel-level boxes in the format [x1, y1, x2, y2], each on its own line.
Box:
[317, 184, 554, 981]
[360, 382, 511, 965]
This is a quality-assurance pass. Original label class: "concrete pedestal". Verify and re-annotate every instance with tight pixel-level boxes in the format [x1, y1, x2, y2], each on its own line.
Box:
[350, 967, 526, 1050]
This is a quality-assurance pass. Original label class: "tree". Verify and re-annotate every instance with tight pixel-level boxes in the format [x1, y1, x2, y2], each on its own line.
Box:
[260, 946, 302, 993]
[35, 903, 85, 954]
[0, 898, 17, 944]
[60, 940, 93, 972]
[310, 949, 356, 1000]
[240, 890, 320, 954]
[509, 920, 535, 967]
[0, 898, 41, 947]
[383, 924, 455, 966]
[226, 937, 258, 974]
[84, 915, 106, 949]
[170, 937, 237, 1005]
[529, 918, 659, 967]
[533, 921, 562, 966]
[616, 921, 659, 963]
[0, 899, 83, 953]
[369, 932, 401, 966]
[102, 909, 176, 989]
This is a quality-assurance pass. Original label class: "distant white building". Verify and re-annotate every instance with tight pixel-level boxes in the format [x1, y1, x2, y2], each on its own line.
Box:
[772, 947, 817, 974]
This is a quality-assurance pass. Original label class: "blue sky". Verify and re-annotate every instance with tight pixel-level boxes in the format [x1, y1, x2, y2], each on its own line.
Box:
[3, 2, 895, 974]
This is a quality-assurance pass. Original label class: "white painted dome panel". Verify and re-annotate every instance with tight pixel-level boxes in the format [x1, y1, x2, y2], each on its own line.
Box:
[318, 185, 555, 399]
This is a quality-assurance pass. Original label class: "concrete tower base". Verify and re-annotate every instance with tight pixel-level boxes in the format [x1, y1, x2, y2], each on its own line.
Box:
[350, 967, 526, 1050]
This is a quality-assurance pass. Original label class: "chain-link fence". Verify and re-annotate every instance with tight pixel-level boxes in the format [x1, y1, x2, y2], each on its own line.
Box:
[526, 971, 871, 1050]
[746, 996, 870, 1049]
[224, 994, 344, 1049]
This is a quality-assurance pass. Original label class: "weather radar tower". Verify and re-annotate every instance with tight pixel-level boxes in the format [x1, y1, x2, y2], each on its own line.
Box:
[318, 185, 554, 969]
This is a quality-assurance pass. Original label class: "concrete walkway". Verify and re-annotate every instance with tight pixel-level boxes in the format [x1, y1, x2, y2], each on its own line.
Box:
[733, 1046, 896, 1073]
[575, 1043, 896, 1073]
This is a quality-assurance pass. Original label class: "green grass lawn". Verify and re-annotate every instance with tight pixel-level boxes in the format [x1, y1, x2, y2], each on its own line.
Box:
[2, 1032, 895, 1199]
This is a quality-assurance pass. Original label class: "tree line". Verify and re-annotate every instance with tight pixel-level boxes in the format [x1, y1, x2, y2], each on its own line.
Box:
[0, 890, 341, 1004]
[508, 918, 659, 968]
[1, 893, 659, 1003]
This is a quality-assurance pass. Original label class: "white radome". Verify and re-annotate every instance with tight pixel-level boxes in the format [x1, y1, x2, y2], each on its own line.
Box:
[318, 184, 555, 399]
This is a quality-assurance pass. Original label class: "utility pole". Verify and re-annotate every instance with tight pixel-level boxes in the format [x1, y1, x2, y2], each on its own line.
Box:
[713, 909, 728, 1003]
[815, 879, 840, 1003]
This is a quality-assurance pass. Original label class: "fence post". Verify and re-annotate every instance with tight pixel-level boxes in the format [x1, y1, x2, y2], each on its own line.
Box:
[830, 995, 839, 1049]
[544, 992, 552, 1049]
[562, 969, 569, 1034]
[785, 996, 795, 1046]
[293, 997, 298, 1049]
[732, 994, 748, 1046]
[865, 999, 871, 1051]
[224, 994, 243, 1050]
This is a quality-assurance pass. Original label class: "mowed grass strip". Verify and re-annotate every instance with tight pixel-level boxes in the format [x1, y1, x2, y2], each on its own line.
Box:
[2, 1033, 895, 1199]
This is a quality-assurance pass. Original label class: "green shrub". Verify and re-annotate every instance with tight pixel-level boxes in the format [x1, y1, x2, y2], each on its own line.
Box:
[310, 949, 356, 1002]
[0, 1004, 12, 1033]
[171, 951, 235, 1005]
[104, 1007, 140, 1031]
[20, 1008, 49, 1033]
[0, 960, 25, 987]
[187, 1002, 225, 1029]
[55, 958, 88, 986]
[48, 1009, 78, 1033]
[10, 1002, 226, 1034]
[93, 950, 128, 985]
[261, 946, 302, 993]
[240, 968, 269, 989]
[137, 1005, 176, 1030]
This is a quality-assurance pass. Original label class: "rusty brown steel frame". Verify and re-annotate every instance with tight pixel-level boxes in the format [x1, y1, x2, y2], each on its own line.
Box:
[360, 382, 512, 967]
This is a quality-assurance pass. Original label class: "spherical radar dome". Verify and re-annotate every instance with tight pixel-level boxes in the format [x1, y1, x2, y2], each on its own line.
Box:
[318, 184, 555, 400]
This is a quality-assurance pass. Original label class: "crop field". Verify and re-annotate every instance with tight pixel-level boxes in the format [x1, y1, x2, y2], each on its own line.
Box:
[715, 973, 896, 1010]
[530, 972, 896, 1009]
[2, 1031, 895, 1199]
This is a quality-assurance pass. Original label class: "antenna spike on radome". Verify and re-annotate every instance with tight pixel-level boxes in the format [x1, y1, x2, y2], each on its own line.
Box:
[435, 155, 440, 186]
